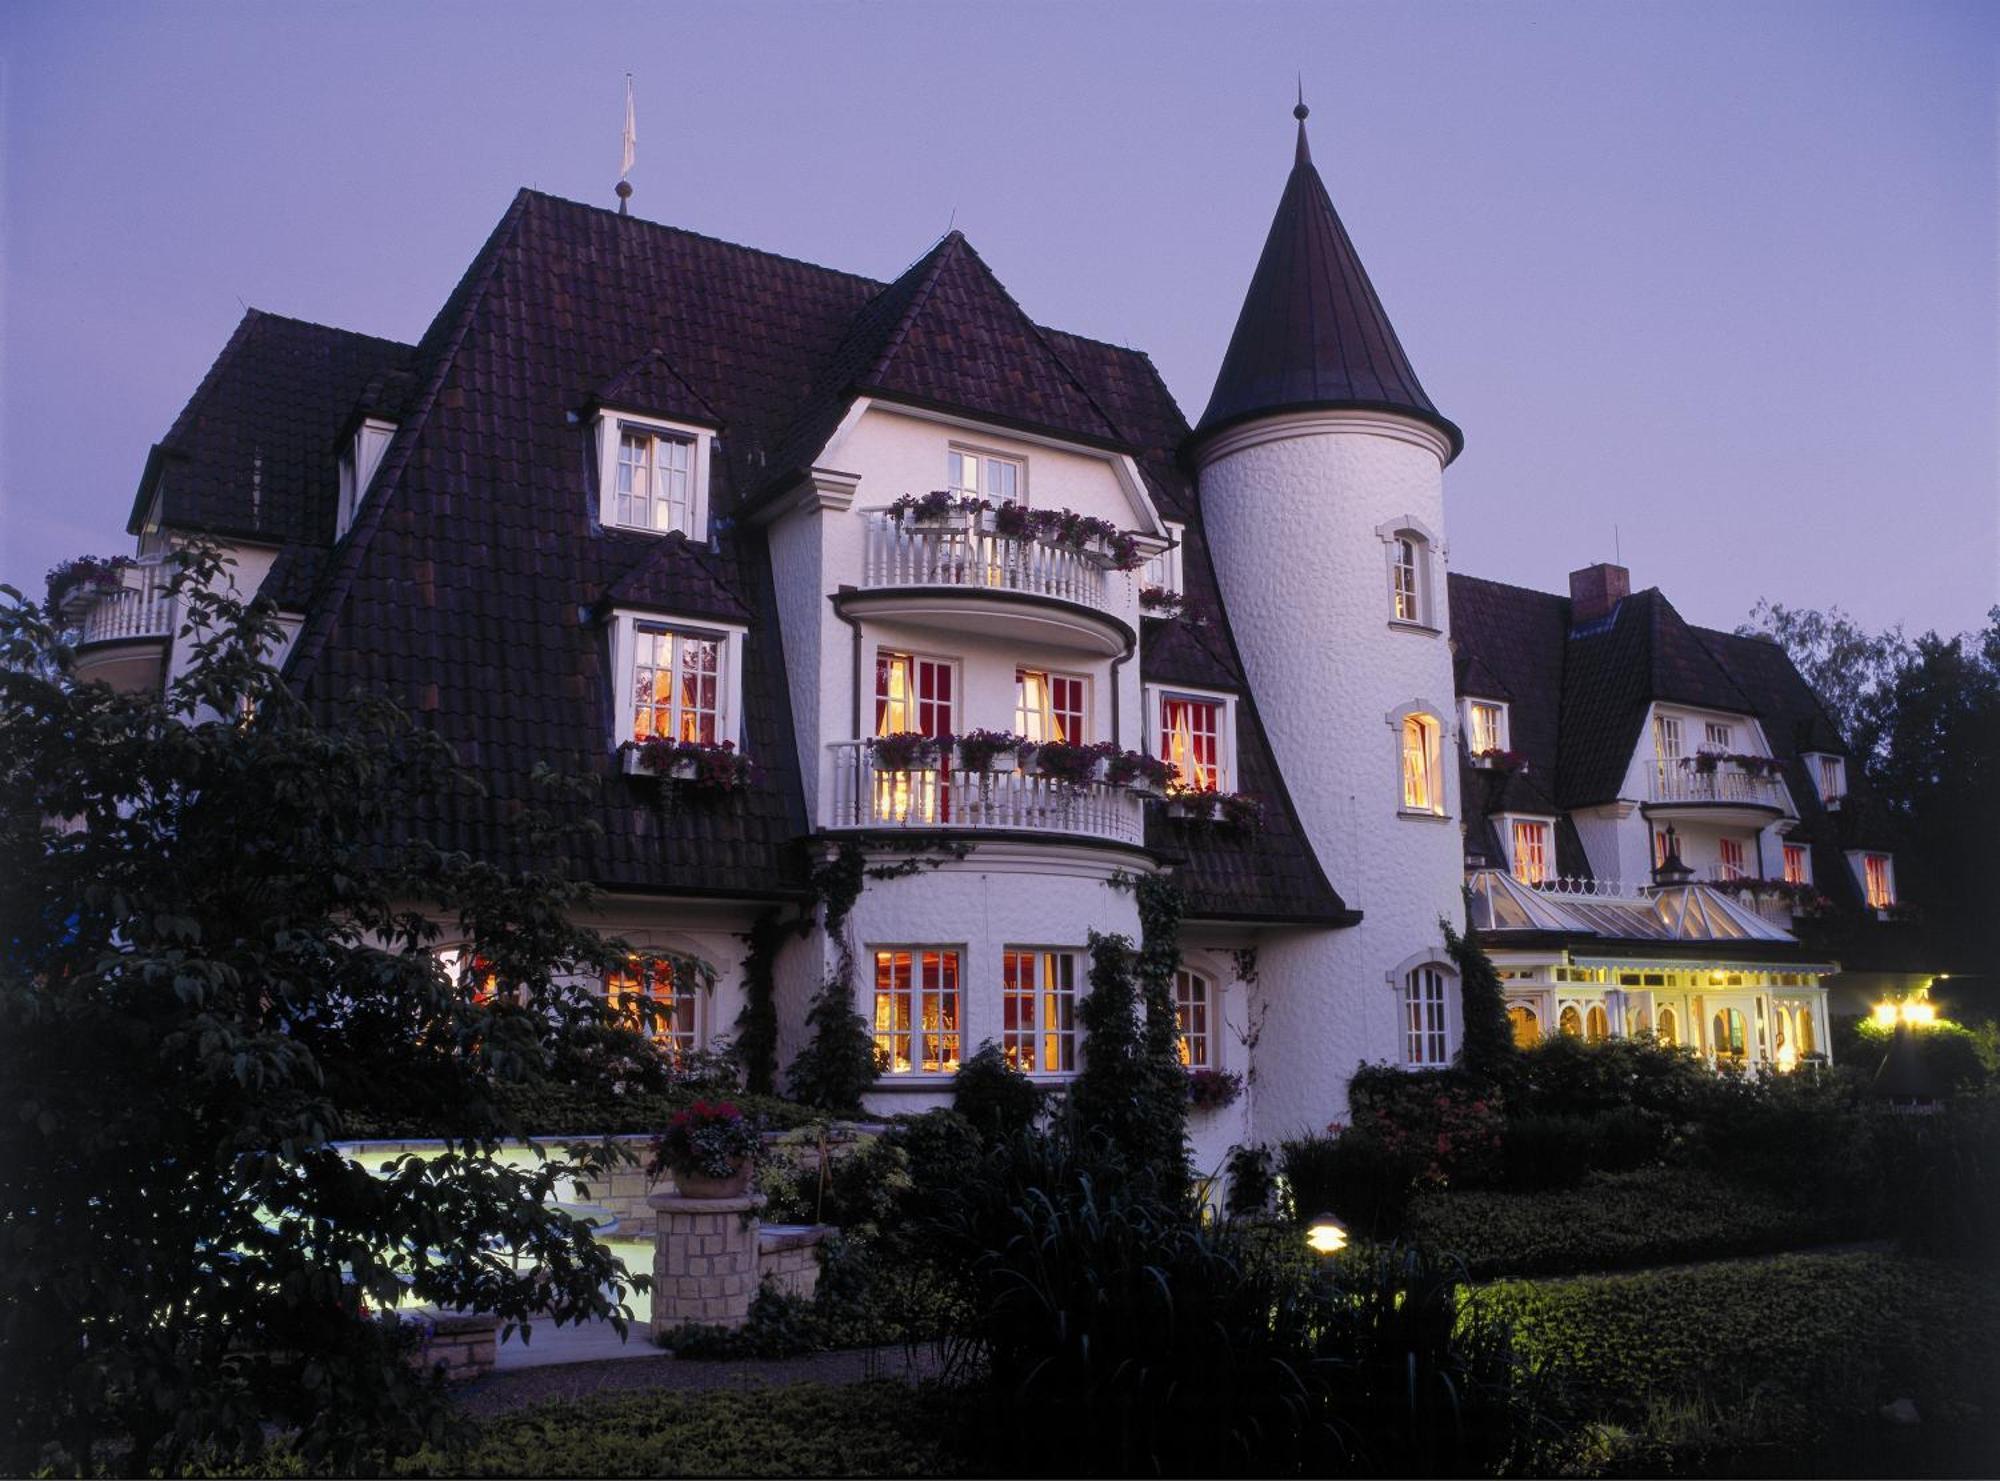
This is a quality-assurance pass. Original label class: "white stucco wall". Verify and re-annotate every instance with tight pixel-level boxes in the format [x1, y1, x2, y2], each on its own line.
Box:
[1197, 412, 1467, 1137]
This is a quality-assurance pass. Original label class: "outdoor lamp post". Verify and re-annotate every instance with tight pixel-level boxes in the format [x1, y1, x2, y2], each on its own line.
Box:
[1305, 1211, 1349, 1256]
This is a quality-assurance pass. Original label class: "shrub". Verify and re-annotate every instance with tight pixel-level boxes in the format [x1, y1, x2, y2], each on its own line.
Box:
[786, 977, 883, 1113]
[1500, 1107, 1664, 1191]
[1224, 1142, 1277, 1217]
[1447, 921, 1518, 1082]
[1508, 1032, 1718, 1124]
[1878, 1090, 2000, 1264]
[1834, 1015, 1995, 1093]
[1346, 1065, 1506, 1187]
[952, 1041, 1040, 1142]
[1279, 1128, 1421, 1238]
[339, 1082, 814, 1140]
[1408, 1165, 1846, 1278]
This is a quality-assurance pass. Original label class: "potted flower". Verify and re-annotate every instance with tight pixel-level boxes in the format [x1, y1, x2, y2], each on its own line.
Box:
[887, 490, 982, 530]
[45, 554, 135, 616]
[1165, 787, 1223, 822]
[630, 737, 757, 792]
[1186, 1067, 1243, 1112]
[1104, 749, 1174, 798]
[868, 731, 944, 771]
[1025, 739, 1111, 791]
[647, 1098, 764, 1199]
[1217, 792, 1265, 834]
[955, 728, 1028, 774]
[1470, 748, 1528, 774]
[1139, 585, 1185, 619]
[1685, 752, 1722, 776]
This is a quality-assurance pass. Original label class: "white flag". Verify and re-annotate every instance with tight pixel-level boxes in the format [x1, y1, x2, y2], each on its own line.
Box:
[621, 76, 637, 179]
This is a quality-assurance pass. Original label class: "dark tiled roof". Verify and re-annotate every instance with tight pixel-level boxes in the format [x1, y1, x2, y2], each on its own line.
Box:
[128, 309, 414, 545]
[1194, 116, 1460, 458]
[1447, 574, 1569, 818]
[594, 348, 723, 427]
[265, 190, 1341, 919]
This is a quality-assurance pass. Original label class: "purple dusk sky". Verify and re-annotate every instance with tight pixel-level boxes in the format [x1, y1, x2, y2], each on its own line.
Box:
[2, 1, 1993, 638]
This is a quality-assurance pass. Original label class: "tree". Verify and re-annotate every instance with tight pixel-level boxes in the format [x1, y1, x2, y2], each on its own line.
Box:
[1072, 929, 1187, 1187]
[1738, 599, 1908, 767]
[0, 550, 642, 1474]
[1446, 919, 1517, 1081]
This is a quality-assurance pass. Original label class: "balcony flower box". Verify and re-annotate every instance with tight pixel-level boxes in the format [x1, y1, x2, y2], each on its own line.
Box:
[954, 729, 1027, 774]
[1186, 1067, 1244, 1112]
[1105, 749, 1174, 798]
[868, 731, 944, 771]
[887, 490, 982, 531]
[1139, 585, 1185, 620]
[1025, 739, 1112, 791]
[627, 738, 757, 792]
[1165, 789, 1265, 834]
[1470, 748, 1528, 774]
[45, 553, 136, 616]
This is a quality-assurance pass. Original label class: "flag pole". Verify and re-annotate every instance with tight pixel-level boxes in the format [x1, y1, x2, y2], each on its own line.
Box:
[617, 74, 636, 215]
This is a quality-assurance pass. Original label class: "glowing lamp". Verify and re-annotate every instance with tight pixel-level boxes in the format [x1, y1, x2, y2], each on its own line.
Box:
[1872, 1001, 1900, 1027]
[1305, 1212, 1349, 1256]
[1900, 1001, 1936, 1026]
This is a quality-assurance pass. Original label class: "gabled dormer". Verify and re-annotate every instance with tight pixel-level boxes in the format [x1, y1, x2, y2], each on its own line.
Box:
[589, 350, 723, 541]
[334, 417, 397, 540]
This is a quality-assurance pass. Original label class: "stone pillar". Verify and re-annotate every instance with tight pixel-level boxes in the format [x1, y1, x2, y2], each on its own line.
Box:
[647, 1192, 763, 1336]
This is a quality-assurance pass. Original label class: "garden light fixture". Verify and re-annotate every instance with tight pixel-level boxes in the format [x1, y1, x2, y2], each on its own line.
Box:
[1305, 1212, 1348, 1255]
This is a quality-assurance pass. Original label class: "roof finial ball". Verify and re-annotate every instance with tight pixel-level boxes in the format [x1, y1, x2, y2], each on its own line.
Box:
[1295, 76, 1309, 122]
[615, 179, 633, 217]
[1293, 78, 1312, 165]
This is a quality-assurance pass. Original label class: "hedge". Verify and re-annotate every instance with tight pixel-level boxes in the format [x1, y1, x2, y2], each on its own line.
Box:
[1483, 1252, 2000, 1442]
[340, 1082, 819, 1140]
[394, 1382, 972, 1478]
[1409, 1166, 1849, 1279]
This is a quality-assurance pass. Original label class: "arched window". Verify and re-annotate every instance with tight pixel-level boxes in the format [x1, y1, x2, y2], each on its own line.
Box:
[1392, 534, 1424, 623]
[1585, 1003, 1609, 1043]
[607, 956, 700, 1067]
[1404, 966, 1449, 1067]
[1631, 1005, 1651, 1037]
[1657, 1006, 1679, 1046]
[1400, 714, 1443, 814]
[1712, 1009, 1748, 1065]
[1174, 969, 1214, 1069]
[1796, 1007, 1816, 1056]
[1559, 1004, 1583, 1038]
[1508, 1004, 1540, 1049]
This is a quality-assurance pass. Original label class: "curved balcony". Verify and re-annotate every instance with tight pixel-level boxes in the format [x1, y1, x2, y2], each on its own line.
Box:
[1642, 764, 1789, 826]
[65, 557, 174, 693]
[849, 512, 1132, 656]
[827, 741, 1144, 846]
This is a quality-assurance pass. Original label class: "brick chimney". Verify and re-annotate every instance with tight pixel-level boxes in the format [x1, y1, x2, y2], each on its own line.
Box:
[1569, 563, 1630, 624]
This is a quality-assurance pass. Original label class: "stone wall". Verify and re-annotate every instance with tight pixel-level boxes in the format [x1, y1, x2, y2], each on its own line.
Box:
[757, 1224, 828, 1300]
[409, 1309, 497, 1382]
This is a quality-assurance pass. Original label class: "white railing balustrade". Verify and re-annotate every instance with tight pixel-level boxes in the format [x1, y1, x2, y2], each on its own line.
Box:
[1532, 875, 1648, 901]
[1649, 765, 1785, 807]
[827, 740, 1144, 845]
[78, 558, 174, 645]
[860, 512, 1114, 613]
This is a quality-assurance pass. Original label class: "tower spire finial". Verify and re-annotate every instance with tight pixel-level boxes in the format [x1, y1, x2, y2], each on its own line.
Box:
[617, 74, 636, 215]
[1293, 77, 1311, 166]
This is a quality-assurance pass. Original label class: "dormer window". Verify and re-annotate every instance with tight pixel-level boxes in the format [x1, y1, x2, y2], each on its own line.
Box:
[1141, 521, 1185, 597]
[1810, 754, 1846, 806]
[335, 418, 397, 539]
[596, 412, 712, 538]
[947, 447, 1023, 504]
[1506, 817, 1554, 885]
[1466, 699, 1508, 755]
[608, 610, 745, 752]
[1149, 686, 1237, 793]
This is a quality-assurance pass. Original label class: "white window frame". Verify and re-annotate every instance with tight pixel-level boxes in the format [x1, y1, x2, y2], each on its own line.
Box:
[1389, 701, 1451, 819]
[1174, 968, 1215, 1069]
[1015, 666, 1092, 747]
[1782, 842, 1812, 886]
[608, 610, 746, 751]
[1807, 753, 1847, 807]
[947, 444, 1026, 505]
[1463, 698, 1509, 755]
[1389, 949, 1456, 1068]
[605, 956, 703, 1066]
[1140, 520, 1185, 597]
[1849, 851, 1897, 909]
[1146, 684, 1238, 794]
[1703, 721, 1735, 752]
[335, 418, 397, 539]
[1500, 814, 1557, 886]
[1376, 515, 1443, 632]
[870, 945, 963, 1077]
[595, 408, 714, 539]
[1002, 946, 1082, 1079]
[1717, 837, 1748, 881]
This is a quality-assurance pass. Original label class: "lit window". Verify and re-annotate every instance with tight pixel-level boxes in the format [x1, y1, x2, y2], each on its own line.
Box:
[1657, 1006, 1679, 1046]
[1015, 668, 1086, 746]
[606, 958, 699, 1066]
[1401, 714, 1443, 814]
[1654, 829, 1674, 869]
[1653, 714, 1683, 768]
[1864, 854, 1895, 908]
[1783, 844, 1809, 885]
[1711, 1008, 1748, 1065]
[1717, 838, 1747, 881]
[1141, 522, 1185, 597]
[1469, 701, 1505, 755]
[1558, 1004, 1583, 1038]
[1585, 1003, 1609, 1043]
[616, 429, 695, 533]
[1817, 756, 1846, 803]
[1002, 949, 1078, 1075]
[1404, 966, 1449, 1066]
[874, 651, 956, 822]
[1174, 969, 1213, 1068]
[947, 448, 1023, 504]
[873, 949, 960, 1074]
[1510, 820, 1551, 886]
[1160, 694, 1227, 792]
[440, 947, 503, 1006]
[1389, 532, 1430, 624]
[1704, 722, 1733, 750]
[1507, 1004, 1539, 1049]
[633, 627, 722, 744]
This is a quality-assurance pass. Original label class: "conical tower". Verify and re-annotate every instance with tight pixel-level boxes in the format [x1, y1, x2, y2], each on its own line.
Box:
[1194, 100, 1467, 1136]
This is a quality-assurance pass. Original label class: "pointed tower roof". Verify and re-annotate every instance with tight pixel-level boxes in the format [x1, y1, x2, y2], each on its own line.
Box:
[1194, 101, 1461, 459]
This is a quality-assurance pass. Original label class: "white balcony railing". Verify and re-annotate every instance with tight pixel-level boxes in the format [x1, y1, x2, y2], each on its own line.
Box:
[860, 512, 1114, 614]
[827, 741, 1144, 845]
[1649, 764, 1785, 808]
[76, 558, 174, 645]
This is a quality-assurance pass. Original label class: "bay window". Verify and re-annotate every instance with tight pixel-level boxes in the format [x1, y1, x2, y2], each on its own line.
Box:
[873, 948, 961, 1075]
[1002, 948, 1079, 1075]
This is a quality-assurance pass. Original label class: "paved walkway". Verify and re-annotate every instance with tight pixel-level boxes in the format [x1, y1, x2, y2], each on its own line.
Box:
[461, 1342, 949, 1417]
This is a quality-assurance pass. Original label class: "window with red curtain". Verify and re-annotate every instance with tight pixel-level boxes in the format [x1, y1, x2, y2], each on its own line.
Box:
[1159, 695, 1223, 792]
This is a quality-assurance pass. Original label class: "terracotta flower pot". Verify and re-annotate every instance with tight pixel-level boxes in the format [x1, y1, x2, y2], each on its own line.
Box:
[673, 1161, 753, 1199]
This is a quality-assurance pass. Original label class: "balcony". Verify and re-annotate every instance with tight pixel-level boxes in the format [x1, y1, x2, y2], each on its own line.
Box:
[1644, 762, 1788, 824]
[826, 741, 1145, 846]
[848, 512, 1132, 656]
[64, 556, 174, 693]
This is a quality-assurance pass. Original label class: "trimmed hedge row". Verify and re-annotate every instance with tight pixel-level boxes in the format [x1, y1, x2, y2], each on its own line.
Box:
[340, 1082, 818, 1140]
[1484, 1252, 2000, 1443]
[1409, 1166, 1846, 1279]
[394, 1382, 970, 1478]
